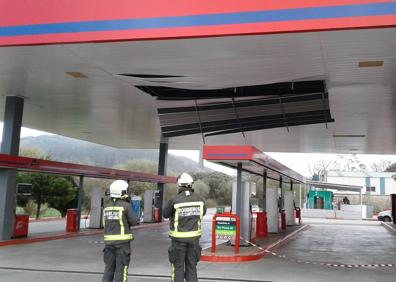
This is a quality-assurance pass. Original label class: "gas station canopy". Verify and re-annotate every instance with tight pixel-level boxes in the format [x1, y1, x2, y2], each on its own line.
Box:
[306, 180, 362, 192]
[203, 145, 305, 183]
[1, 1, 396, 154]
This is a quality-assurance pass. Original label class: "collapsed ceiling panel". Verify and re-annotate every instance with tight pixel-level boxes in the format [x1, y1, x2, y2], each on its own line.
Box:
[137, 80, 334, 138]
[136, 80, 325, 100]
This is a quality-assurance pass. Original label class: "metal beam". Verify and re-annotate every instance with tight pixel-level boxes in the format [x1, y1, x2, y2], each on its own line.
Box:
[263, 170, 267, 213]
[280, 176, 284, 210]
[0, 96, 24, 240]
[0, 153, 177, 184]
[156, 142, 168, 221]
[236, 163, 243, 218]
[299, 183, 302, 208]
[77, 176, 84, 231]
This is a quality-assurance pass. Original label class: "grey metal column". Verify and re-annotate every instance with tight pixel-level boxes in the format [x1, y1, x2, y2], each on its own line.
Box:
[299, 183, 302, 208]
[77, 176, 84, 231]
[198, 147, 204, 169]
[279, 176, 283, 210]
[156, 141, 168, 221]
[0, 96, 24, 240]
[235, 163, 243, 217]
[263, 170, 267, 213]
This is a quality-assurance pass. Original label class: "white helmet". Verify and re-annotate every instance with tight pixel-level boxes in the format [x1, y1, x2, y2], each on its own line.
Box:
[110, 180, 128, 198]
[177, 173, 194, 188]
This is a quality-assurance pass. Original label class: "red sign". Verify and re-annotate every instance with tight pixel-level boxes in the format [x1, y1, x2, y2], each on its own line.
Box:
[203, 145, 256, 161]
[1, 1, 395, 46]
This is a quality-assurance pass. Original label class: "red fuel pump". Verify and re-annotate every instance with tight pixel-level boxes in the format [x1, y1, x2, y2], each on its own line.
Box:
[153, 207, 160, 223]
[66, 209, 79, 232]
[295, 207, 301, 225]
[255, 211, 268, 238]
[13, 214, 29, 238]
[280, 209, 286, 231]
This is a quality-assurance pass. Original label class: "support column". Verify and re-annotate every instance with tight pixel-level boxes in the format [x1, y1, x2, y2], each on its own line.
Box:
[156, 141, 168, 221]
[235, 163, 243, 217]
[266, 188, 279, 233]
[0, 96, 24, 240]
[234, 163, 250, 246]
[77, 176, 84, 231]
[360, 188, 363, 218]
[284, 191, 295, 226]
[198, 147, 204, 169]
[279, 176, 283, 210]
[299, 183, 302, 208]
[262, 170, 267, 213]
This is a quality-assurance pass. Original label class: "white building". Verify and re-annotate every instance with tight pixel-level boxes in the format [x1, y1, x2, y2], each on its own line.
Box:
[324, 171, 396, 195]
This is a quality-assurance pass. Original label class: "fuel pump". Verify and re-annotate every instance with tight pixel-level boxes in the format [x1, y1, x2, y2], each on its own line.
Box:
[89, 187, 103, 229]
[143, 190, 160, 223]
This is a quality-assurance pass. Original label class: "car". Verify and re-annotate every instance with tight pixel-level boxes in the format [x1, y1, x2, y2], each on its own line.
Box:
[377, 210, 393, 222]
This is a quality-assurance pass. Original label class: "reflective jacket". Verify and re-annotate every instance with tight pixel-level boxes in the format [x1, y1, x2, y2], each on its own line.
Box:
[103, 198, 137, 245]
[163, 188, 206, 240]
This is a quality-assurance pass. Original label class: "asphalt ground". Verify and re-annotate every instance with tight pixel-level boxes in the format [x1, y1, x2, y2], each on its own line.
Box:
[0, 217, 395, 282]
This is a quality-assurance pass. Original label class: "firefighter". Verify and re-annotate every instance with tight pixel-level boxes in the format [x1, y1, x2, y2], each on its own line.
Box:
[102, 180, 137, 282]
[163, 173, 207, 282]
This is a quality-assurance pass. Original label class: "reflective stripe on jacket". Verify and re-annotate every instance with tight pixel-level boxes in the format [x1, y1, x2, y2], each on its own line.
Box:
[169, 201, 204, 238]
[163, 189, 206, 239]
[103, 199, 137, 244]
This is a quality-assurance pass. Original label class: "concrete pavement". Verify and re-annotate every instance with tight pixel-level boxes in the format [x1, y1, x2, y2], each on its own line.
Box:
[0, 218, 395, 282]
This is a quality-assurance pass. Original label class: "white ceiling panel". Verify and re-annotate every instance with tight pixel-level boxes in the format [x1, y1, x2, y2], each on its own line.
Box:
[0, 28, 395, 154]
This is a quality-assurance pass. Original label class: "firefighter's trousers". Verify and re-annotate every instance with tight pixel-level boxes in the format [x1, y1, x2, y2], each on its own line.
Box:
[102, 242, 131, 282]
[168, 238, 202, 282]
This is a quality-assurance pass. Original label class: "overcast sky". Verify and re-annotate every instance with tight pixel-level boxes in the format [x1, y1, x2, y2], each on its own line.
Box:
[4, 122, 396, 178]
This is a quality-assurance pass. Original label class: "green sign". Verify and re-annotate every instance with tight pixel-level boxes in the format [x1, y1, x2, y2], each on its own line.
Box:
[215, 217, 236, 240]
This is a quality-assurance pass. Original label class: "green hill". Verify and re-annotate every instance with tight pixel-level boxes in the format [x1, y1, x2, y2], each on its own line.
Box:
[20, 135, 210, 174]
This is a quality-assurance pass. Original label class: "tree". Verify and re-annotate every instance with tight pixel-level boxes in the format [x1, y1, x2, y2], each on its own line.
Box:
[46, 176, 78, 217]
[308, 159, 334, 180]
[117, 159, 180, 197]
[335, 154, 367, 172]
[371, 159, 393, 172]
[385, 162, 396, 172]
[17, 173, 78, 218]
[117, 160, 159, 196]
[190, 171, 233, 206]
[17, 173, 51, 219]
[193, 180, 209, 199]
[16, 147, 78, 218]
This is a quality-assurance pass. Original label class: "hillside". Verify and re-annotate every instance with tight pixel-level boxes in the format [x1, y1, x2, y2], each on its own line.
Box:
[20, 135, 210, 174]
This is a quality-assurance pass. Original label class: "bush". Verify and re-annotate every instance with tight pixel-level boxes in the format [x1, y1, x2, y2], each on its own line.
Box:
[16, 201, 61, 218]
[205, 198, 217, 208]
[194, 180, 210, 199]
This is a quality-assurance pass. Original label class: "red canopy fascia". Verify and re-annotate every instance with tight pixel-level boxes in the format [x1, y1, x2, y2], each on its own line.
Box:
[203, 145, 305, 183]
[0, 153, 176, 184]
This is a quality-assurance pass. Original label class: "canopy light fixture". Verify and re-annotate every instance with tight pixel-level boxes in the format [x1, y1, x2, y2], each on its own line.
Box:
[333, 134, 366, 138]
[65, 72, 88, 78]
[358, 61, 383, 68]
[119, 74, 183, 78]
